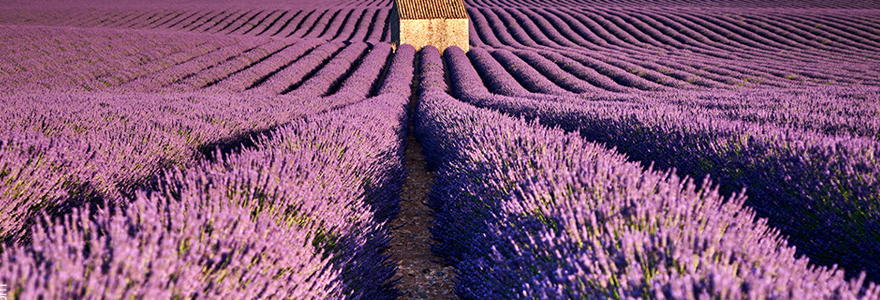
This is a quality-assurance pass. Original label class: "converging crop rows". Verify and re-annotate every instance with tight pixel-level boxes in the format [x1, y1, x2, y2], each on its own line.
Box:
[0, 0, 878, 298]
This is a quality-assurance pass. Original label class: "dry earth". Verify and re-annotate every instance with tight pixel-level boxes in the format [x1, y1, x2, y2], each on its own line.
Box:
[389, 127, 456, 299]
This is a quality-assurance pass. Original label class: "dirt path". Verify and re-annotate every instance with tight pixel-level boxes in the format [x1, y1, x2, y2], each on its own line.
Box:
[389, 126, 455, 299]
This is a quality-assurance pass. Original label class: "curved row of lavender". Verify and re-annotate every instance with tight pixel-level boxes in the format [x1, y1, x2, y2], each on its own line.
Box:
[2, 0, 880, 298]
[0, 35, 416, 299]
[0, 25, 405, 242]
[415, 45, 878, 299]
[440, 35, 880, 281]
[4, 4, 878, 89]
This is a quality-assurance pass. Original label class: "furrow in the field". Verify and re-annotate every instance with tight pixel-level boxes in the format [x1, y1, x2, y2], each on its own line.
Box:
[129, 10, 172, 28]
[676, 12, 798, 55]
[627, 11, 785, 61]
[284, 42, 369, 96]
[110, 38, 265, 92]
[145, 10, 187, 29]
[547, 8, 621, 48]
[113, 10, 155, 28]
[491, 8, 547, 48]
[84, 11, 125, 27]
[501, 8, 767, 89]
[217, 10, 261, 34]
[311, 10, 344, 39]
[467, 8, 504, 47]
[332, 8, 361, 40]
[325, 9, 357, 40]
[365, 8, 389, 42]
[612, 10, 779, 62]
[300, 10, 334, 38]
[118, 10, 159, 28]
[100, 10, 144, 28]
[740, 14, 880, 62]
[243, 10, 284, 35]
[742, 15, 848, 51]
[62, 10, 102, 27]
[203, 9, 248, 33]
[658, 58, 792, 88]
[277, 9, 314, 37]
[694, 13, 852, 62]
[575, 9, 651, 48]
[528, 9, 603, 49]
[380, 10, 392, 41]
[531, 50, 630, 92]
[606, 10, 689, 49]
[563, 51, 669, 90]
[189, 10, 234, 32]
[716, 13, 814, 49]
[245, 10, 284, 35]
[490, 49, 577, 95]
[156, 10, 200, 30]
[595, 10, 669, 48]
[834, 14, 880, 37]
[522, 7, 607, 49]
[263, 10, 299, 36]
[291, 9, 326, 38]
[159, 40, 291, 93]
[511, 50, 606, 93]
[273, 10, 315, 37]
[335, 43, 393, 98]
[780, 14, 880, 52]
[167, 10, 213, 31]
[474, 8, 532, 48]
[246, 41, 346, 95]
[347, 8, 374, 41]
[187, 10, 230, 31]
[467, 47, 536, 97]
[627, 57, 731, 88]
[254, 10, 288, 36]
[795, 14, 880, 50]
[228, 10, 270, 35]
[180, 10, 225, 31]
[139, 10, 180, 28]
[206, 38, 322, 93]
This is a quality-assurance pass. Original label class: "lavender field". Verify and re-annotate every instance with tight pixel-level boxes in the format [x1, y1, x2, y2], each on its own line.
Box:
[0, 0, 879, 298]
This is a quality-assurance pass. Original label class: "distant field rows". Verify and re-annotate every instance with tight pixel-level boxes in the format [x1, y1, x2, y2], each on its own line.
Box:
[3, 6, 878, 94]
[1, 1, 880, 298]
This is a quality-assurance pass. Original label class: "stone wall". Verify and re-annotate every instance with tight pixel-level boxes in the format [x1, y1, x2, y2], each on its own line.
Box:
[392, 17, 469, 53]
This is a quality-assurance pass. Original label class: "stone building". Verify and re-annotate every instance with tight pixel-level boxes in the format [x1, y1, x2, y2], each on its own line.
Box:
[390, 0, 469, 52]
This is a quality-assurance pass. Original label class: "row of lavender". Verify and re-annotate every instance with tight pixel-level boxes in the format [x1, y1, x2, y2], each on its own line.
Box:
[463, 47, 880, 140]
[4, 6, 878, 90]
[4, 7, 878, 96]
[465, 0, 880, 8]
[0, 26, 400, 96]
[467, 7, 880, 89]
[0, 45, 416, 300]
[439, 44, 880, 283]
[415, 45, 878, 299]
[0, 34, 397, 244]
[0, 7, 391, 42]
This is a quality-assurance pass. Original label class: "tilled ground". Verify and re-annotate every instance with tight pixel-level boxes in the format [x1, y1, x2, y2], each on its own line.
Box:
[389, 128, 455, 299]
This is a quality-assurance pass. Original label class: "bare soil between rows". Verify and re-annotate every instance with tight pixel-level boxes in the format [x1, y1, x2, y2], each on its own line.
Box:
[389, 127, 455, 299]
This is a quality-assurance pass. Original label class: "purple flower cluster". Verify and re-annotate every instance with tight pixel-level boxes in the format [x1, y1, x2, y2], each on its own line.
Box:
[0, 44, 415, 300]
[0, 93, 410, 299]
[416, 46, 879, 299]
[444, 44, 880, 281]
[0, 92, 321, 242]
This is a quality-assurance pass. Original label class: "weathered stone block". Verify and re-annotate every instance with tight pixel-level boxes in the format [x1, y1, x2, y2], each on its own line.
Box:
[391, 0, 469, 53]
